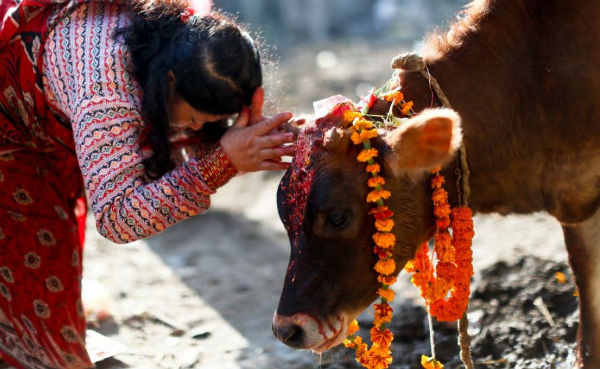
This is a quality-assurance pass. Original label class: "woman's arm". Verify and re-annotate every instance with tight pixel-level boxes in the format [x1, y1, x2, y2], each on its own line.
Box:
[43, 2, 236, 243]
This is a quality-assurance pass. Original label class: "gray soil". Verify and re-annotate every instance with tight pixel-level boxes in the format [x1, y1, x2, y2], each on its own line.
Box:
[1, 42, 578, 369]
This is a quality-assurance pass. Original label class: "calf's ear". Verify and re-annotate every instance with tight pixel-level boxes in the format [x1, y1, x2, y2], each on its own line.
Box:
[383, 108, 462, 175]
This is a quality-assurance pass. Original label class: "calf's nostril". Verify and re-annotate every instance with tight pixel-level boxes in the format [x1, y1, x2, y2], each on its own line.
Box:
[274, 323, 305, 348]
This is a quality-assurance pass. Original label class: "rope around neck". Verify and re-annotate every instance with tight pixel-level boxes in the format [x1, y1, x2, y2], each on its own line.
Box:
[392, 52, 475, 369]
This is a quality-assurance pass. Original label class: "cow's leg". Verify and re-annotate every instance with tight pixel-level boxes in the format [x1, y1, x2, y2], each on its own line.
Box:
[563, 208, 600, 368]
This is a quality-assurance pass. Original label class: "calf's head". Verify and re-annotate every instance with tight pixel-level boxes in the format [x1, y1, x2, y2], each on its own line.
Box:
[273, 99, 462, 352]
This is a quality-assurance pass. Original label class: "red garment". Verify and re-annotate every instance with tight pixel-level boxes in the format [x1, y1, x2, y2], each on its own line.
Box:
[1, 0, 227, 367]
[0, 1, 96, 368]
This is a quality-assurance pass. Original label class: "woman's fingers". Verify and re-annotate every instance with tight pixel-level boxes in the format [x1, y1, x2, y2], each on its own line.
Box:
[259, 145, 296, 161]
[257, 132, 295, 149]
[258, 159, 290, 171]
[253, 112, 293, 136]
[233, 106, 250, 128]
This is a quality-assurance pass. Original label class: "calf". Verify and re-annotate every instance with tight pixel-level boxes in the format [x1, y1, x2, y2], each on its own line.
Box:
[273, 0, 600, 367]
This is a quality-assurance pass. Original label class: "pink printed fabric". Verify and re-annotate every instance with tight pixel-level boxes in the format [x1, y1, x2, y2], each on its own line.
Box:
[1, 1, 231, 368]
[43, 1, 237, 244]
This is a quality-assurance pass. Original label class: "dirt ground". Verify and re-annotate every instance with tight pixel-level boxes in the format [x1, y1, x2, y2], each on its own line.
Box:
[1, 42, 578, 369]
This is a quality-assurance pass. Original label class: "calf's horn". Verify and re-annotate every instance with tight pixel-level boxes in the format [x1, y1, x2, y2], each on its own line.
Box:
[324, 127, 350, 154]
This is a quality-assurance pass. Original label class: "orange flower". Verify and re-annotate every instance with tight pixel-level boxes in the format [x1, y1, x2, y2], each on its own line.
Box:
[354, 119, 374, 131]
[433, 203, 451, 218]
[383, 90, 404, 104]
[367, 176, 386, 188]
[348, 319, 360, 336]
[434, 233, 454, 262]
[375, 247, 392, 259]
[344, 338, 357, 348]
[344, 110, 363, 124]
[431, 188, 448, 206]
[367, 189, 391, 203]
[361, 129, 379, 140]
[369, 206, 394, 220]
[358, 148, 379, 162]
[421, 355, 444, 369]
[451, 206, 472, 220]
[424, 277, 451, 302]
[351, 129, 379, 145]
[370, 327, 393, 348]
[431, 175, 445, 189]
[373, 232, 396, 249]
[360, 347, 392, 369]
[366, 163, 381, 174]
[374, 258, 396, 275]
[354, 336, 368, 363]
[435, 262, 456, 280]
[436, 217, 451, 230]
[374, 302, 393, 316]
[401, 101, 414, 115]
[377, 287, 395, 302]
[374, 311, 393, 326]
[351, 131, 363, 145]
[555, 272, 566, 284]
[375, 218, 394, 232]
[377, 274, 397, 285]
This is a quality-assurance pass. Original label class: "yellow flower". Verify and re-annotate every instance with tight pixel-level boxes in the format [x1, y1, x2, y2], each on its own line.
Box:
[367, 189, 391, 203]
[374, 259, 396, 275]
[343, 338, 356, 348]
[377, 288, 395, 302]
[367, 176, 386, 188]
[344, 110, 363, 124]
[421, 355, 444, 369]
[357, 148, 379, 162]
[373, 232, 396, 249]
[354, 119, 373, 131]
[375, 219, 394, 232]
[348, 319, 360, 336]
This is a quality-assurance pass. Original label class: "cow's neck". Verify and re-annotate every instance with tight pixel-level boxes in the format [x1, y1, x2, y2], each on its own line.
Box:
[399, 0, 599, 220]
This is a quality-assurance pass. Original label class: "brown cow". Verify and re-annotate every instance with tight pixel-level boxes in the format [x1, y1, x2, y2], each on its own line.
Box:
[272, 0, 600, 367]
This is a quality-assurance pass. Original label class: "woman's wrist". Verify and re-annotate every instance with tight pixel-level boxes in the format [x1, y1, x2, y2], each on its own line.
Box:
[194, 143, 238, 191]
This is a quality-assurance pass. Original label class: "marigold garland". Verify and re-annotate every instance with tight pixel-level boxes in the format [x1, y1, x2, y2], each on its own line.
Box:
[341, 85, 475, 369]
[404, 171, 474, 322]
[342, 88, 418, 369]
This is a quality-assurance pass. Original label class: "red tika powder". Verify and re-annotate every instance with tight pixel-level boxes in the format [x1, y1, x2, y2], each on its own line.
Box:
[280, 96, 355, 245]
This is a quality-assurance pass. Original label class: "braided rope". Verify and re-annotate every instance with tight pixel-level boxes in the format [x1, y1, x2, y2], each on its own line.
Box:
[392, 52, 475, 369]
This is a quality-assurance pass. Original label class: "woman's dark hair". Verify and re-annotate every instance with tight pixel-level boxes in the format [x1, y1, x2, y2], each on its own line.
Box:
[116, 1, 262, 178]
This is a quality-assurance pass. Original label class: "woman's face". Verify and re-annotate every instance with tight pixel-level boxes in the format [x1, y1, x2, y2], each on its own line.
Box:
[167, 91, 232, 134]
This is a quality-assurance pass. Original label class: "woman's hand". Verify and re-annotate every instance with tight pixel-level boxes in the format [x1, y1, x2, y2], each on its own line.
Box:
[220, 104, 296, 172]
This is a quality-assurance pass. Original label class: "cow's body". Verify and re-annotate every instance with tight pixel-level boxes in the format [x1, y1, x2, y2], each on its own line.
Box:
[274, 0, 600, 367]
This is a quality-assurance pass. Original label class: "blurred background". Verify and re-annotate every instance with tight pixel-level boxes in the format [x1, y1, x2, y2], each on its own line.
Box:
[213, 0, 466, 113]
[75, 1, 571, 369]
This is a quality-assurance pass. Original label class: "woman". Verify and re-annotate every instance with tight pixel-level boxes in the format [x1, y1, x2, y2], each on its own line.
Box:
[0, 0, 295, 368]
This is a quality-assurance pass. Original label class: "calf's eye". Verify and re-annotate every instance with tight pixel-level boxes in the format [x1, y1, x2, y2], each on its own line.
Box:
[326, 211, 348, 229]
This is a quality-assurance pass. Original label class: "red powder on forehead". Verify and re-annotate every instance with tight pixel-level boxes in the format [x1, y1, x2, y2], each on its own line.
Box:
[281, 98, 355, 244]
